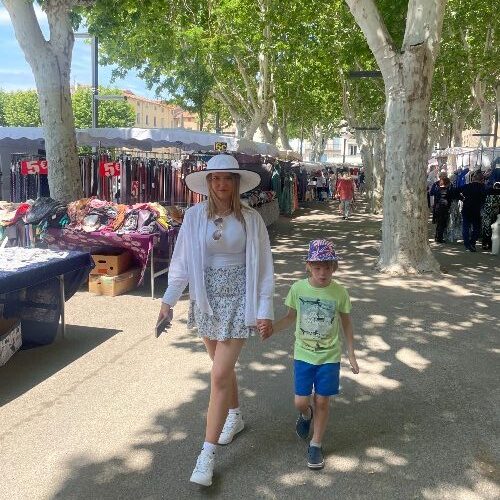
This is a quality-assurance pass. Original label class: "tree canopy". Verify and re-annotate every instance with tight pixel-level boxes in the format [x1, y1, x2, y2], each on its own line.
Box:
[83, 0, 352, 144]
[72, 86, 136, 128]
[0, 87, 136, 129]
[0, 90, 41, 127]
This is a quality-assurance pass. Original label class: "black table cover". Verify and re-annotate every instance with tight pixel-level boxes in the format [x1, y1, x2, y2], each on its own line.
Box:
[0, 249, 94, 348]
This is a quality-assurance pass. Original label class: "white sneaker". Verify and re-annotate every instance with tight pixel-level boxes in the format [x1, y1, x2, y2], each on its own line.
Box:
[218, 413, 245, 445]
[190, 449, 215, 487]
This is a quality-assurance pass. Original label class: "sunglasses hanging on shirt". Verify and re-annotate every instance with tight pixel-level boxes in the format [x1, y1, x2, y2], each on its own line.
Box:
[212, 217, 223, 240]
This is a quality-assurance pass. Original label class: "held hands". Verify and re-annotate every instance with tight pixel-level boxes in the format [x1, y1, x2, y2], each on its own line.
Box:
[257, 319, 273, 340]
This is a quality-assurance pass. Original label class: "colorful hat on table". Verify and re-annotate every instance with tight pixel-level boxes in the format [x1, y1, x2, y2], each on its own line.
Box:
[306, 239, 341, 262]
[184, 154, 261, 196]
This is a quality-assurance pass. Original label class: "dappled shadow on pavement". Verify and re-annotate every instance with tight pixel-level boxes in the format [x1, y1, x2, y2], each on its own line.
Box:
[52, 200, 499, 499]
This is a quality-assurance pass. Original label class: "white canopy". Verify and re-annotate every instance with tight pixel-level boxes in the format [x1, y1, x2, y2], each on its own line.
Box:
[435, 147, 475, 156]
[0, 126, 280, 156]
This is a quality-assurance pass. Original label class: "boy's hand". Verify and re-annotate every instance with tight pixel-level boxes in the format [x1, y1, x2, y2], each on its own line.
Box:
[349, 353, 359, 374]
[257, 319, 273, 340]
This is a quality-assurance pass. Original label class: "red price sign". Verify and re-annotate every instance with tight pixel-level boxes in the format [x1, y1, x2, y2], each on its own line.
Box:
[99, 161, 121, 177]
[20, 160, 48, 175]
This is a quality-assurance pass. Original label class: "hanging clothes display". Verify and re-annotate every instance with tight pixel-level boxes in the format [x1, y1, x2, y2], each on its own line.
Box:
[481, 194, 500, 250]
[297, 169, 308, 201]
[11, 151, 208, 207]
[10, 155, 50, 202]
[270, 162, 297, 216]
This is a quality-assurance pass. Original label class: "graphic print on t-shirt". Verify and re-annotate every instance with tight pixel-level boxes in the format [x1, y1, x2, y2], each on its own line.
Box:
[298, 297, 336, 352]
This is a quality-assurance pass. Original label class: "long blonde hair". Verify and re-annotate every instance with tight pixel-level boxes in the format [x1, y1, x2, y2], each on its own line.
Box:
[206, 173, 246, 222]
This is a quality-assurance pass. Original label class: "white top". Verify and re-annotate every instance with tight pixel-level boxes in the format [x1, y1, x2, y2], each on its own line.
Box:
[316, 176, 326, 187]
[162, 201, 275, 324]
[206, 214, 246, 268]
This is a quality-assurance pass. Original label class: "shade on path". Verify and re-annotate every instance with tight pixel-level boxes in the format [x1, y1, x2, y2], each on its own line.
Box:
[1, 200, 498, 499]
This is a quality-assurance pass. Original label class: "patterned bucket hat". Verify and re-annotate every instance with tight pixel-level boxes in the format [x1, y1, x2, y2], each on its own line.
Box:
[306, 239, 341, 262]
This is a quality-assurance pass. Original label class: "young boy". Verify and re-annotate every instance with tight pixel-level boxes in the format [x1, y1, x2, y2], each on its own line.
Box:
[260, 239, 359, 469]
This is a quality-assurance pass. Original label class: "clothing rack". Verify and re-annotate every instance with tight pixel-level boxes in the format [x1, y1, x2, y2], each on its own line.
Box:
[270, 162, 298, 216]
[116, 154, 205, 206]
[11, 151, 206, 207]
[10, 154, 50, 202]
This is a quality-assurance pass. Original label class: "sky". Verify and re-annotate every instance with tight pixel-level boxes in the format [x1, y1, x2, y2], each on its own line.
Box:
[0, 4, 156, 99]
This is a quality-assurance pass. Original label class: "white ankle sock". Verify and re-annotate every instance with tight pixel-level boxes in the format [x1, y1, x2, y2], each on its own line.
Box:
[228, 407, 241, 416]
[202, 441, 217, 454]
[310, 440, 322, 448]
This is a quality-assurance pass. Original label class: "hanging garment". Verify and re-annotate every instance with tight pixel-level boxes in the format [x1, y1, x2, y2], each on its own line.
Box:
[481, 194, 500, 248]
[444, 200, 462, 243]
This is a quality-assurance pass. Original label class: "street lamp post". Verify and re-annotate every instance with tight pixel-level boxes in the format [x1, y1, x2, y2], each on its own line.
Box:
[472, 132, 496, 169]
[91, 36, 98, 129]
[341, 129, 350, 164]
[75, 33, 99, 128]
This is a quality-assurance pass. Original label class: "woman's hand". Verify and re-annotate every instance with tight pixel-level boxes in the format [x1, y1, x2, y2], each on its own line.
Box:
[157, 302, 171, 325]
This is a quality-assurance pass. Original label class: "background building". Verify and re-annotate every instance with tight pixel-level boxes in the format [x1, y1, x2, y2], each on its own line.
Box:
[289, 135, 362, 165]
[122, 90, 199, 130]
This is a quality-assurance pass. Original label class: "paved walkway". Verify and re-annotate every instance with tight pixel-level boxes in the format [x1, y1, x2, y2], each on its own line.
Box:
[1, 201, 499, 500]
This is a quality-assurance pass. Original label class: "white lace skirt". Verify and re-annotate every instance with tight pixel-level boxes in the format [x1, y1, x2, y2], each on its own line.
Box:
[187, 265, 257, 341]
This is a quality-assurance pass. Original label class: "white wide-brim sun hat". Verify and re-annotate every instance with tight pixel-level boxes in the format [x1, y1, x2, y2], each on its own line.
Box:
[185, 154, 261, 196]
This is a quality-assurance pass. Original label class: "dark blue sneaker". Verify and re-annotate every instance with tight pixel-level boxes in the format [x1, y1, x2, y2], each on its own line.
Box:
[295, 405, 313, 440]
[307, 445, 325, 469]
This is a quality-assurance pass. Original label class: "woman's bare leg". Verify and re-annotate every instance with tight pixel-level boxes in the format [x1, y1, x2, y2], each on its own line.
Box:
[204, 339, 245, 444]
[203, 337, 239, 409]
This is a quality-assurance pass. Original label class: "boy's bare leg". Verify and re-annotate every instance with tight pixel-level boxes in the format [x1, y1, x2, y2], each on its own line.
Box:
[311, 394, 330, 443]
[294, 395, 312, 416]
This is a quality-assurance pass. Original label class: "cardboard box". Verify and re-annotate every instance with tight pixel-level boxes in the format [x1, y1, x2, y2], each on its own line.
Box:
[89, 268, 141, 297]
[90, 251, 132, 276]
[0, 317, 22, 366]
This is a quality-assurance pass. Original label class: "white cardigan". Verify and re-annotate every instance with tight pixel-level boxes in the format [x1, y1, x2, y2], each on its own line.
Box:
[162, 201, 275, 325]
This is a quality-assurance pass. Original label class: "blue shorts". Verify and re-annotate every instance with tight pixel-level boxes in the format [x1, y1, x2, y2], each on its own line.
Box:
[294, 360, 340, 397]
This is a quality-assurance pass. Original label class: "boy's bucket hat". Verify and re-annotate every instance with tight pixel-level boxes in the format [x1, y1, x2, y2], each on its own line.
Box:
[306, 239, 341, 262]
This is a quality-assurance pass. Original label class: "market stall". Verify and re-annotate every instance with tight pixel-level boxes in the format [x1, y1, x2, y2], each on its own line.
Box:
[0, 126, 280, 202]
[43, 223, 179, 298]
[1, 129, 284, 304]
[0, 247, 93, 351]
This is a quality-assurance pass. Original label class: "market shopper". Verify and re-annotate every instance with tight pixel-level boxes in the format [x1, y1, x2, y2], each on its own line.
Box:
[316, 172, 327, 201]
[157, 154, 274, 487]
[458, 171, 487, 252]
[260, 239, 359, 470]
[336, 173, 356, 219]
[430, 173, 453, 243]
[358, 170, 366, 195]
[329, 172, 337, 199]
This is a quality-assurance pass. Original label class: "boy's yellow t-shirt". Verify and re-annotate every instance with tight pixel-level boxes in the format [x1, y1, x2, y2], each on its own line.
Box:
[285, 278, 351, 365]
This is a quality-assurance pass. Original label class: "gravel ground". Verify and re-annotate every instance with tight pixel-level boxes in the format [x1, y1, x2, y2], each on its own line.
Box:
[1, 200, 499, 500]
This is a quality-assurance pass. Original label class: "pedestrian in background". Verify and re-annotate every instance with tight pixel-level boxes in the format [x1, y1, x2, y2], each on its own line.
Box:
[336, 173, 355, 219]
[430, 173, 452, 243]
[458, 170, 487, 252]
[316, 172, 327, 201]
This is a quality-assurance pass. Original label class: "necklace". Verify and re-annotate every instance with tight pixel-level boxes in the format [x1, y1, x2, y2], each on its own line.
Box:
[215, 208, 232, 218]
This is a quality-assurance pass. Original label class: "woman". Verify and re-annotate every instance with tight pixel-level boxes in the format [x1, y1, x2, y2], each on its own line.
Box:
[157, 154, 274, 487]
[430, 173, 452, 243]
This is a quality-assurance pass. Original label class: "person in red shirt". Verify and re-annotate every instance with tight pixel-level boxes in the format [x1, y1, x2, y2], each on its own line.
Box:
[336, 173, 356, 219]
